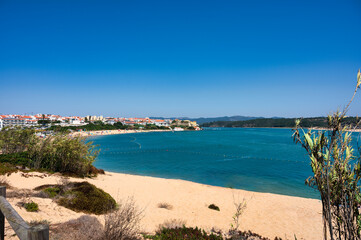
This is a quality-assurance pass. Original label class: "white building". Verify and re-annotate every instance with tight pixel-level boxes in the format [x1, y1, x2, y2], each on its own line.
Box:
[0, 119, 3, 130]
[3, 118, 26, 127]
[153, 119, 170, 127]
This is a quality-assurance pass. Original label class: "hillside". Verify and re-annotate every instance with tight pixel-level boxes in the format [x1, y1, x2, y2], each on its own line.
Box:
[201, 117, 360, 128]
[150, 116, 261, 124]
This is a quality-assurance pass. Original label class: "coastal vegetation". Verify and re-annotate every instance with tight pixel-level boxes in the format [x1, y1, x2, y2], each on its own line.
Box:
[103, 197, 143, 240]
[57, 181, 116, 215]
[0, 127, 100, 177]
[144, 226, 224, 240]
[34, 181, 116, 214]
[49, 122, 170, 132]
[202, 116, 360, 129]
[293, 70, 361, 240]
[24, 201, 39, 212]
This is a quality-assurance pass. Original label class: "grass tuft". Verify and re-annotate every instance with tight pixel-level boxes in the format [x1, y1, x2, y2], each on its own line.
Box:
[157, 202, 173, 210]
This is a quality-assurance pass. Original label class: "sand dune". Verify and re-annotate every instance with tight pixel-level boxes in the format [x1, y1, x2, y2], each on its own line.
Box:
[4, 171, 322, 239]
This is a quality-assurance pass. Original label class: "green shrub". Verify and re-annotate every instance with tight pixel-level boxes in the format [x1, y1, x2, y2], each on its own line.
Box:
[28, 134, 99, 177]
[0, 162, 17, 175]
[0, 128, 100, 177]
[0, 127, 36, 154]
[24, 202, 39, 212]
[43, 187, 61, 198]
[58, 181, 116, 215]
[145, 226, 223, 240]
[0, 152, 32, 166]
[208, 204, 220, 211]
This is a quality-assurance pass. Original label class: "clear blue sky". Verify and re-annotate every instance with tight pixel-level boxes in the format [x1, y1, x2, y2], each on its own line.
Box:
[1, 0, 360, 118]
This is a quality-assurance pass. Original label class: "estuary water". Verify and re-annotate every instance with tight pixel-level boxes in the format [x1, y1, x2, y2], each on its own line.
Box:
[89, 128, 359, 199]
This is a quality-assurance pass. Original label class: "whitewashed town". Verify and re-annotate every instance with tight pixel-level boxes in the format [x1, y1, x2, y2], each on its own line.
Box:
[0, 114, 200, 131]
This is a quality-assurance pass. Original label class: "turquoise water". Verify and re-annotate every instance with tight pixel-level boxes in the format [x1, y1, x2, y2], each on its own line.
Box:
[89, 128, 359, 199]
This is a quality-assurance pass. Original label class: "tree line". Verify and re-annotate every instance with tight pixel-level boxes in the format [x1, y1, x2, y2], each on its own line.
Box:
[201, 117, 360, 128]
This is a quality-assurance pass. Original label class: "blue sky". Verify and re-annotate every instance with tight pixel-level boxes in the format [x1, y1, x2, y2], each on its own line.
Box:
[1, 0, 360, 118]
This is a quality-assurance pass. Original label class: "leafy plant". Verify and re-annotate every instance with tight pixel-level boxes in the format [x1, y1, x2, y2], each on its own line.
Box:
[24, 201, 39, 212]
[293, 69, 361, 240]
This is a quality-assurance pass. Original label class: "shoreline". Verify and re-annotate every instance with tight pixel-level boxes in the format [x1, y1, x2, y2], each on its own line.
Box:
[205, 126, 361, 132]
[70, 129, 173, 137]
[4, 170, 323, 239]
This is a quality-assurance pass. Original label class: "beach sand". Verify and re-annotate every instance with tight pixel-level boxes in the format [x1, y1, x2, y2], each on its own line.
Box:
[70, 129, 172, 137]
[3, 171, 322, 239]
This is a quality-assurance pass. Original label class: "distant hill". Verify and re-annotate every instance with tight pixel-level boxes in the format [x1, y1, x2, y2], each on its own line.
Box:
[201, 117, 360, 128]
[150, 116, 262, 124]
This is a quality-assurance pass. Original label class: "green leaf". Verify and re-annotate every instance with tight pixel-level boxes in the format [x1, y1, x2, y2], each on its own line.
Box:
[304, 133, 314, 149]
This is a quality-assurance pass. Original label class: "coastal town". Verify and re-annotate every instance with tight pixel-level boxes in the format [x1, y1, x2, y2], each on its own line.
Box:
[0, 114, 200, 131]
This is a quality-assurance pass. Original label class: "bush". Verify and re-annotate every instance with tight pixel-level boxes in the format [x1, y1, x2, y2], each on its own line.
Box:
[24, 201, 39, 212]
[58, 181, 116, 215]
[0, 152, 32, 167]
[0, 128, 100, 177]
[145, 226, 224, 240]
[230, 230, 282, 240]
[103, 197, 143, 240]
[0, 162, 17, 175]
[0, 127, 36, 154]
[50, 215, 103, 240]
[156, 219, 186, 232]
[208, 204, 220, 211]
[43, 187, 61, 198]
[29, 134, 99, 177]
[157, 202, 173, 210]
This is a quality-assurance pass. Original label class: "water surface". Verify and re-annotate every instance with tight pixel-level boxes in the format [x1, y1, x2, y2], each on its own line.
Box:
[89, 128, 359, 199]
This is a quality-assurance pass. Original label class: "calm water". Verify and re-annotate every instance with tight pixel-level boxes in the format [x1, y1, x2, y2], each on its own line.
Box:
[89, 128, 360, 199]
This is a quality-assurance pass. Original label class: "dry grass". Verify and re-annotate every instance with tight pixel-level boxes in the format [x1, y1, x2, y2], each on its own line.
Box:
[28, 220, 50, 227]
[7, 189, 33, 198]
[0, 176, 11, 189]
[51, 215, 104, 240]
[157, 202, 173, 210]
[6, 188, 49, 199]
[156, 219, 186, 232]
[103, 197, 143, 240]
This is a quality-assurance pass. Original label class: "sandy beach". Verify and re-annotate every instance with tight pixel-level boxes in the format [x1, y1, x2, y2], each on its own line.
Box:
[3, 171, 323, 239]
[70, 129, 172, 137]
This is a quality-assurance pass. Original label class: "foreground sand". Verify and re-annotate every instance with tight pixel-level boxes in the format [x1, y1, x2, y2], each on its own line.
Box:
[4, 171, 322, 239]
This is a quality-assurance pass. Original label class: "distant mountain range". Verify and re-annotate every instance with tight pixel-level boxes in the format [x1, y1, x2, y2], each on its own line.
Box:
[150, 115, 263, 124]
